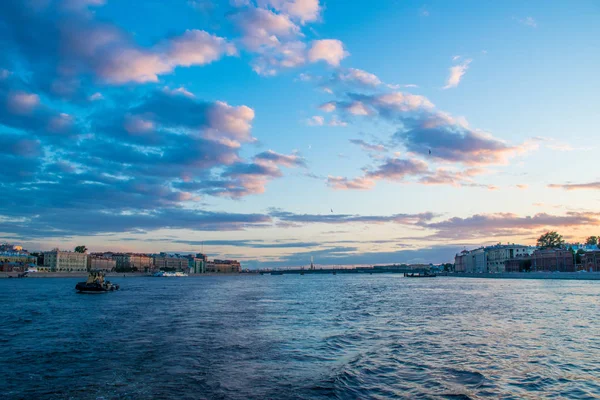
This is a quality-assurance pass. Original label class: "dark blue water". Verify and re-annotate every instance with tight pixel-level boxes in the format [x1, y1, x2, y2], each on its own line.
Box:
[1, 276, 600, 399]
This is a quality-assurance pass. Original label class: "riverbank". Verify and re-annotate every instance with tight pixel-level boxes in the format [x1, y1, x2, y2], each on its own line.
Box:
[446, 272, 600, 280]
[0, 272, 257, 278]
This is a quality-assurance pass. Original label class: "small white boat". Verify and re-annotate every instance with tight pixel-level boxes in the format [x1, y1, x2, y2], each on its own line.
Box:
[152, 271, 188, 277]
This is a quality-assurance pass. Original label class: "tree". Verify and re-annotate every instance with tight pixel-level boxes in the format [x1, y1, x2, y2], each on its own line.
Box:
[585, 236, 598, 246]
[74, 245, 88, 253]
[576, 249, 585, 264]
[537, 231, 564, 249]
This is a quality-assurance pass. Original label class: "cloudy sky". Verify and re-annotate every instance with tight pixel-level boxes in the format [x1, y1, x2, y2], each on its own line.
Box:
[1, 0, 599, 267]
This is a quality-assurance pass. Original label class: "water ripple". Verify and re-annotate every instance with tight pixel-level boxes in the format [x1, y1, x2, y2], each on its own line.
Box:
[1, 276, 600, 399]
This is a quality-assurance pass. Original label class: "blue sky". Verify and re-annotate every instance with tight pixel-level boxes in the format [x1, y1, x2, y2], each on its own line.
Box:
[1, 0, 599, 267]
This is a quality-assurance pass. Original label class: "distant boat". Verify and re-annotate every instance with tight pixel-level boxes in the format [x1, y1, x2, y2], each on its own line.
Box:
[153, 271, 188, 277]
[271, 271, 284, 275]
[404, 272, 436, 278]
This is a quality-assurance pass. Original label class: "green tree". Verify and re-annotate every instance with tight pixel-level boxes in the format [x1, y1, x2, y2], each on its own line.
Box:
[585, 236, 598, 246]
[537, 231, 564, 249]
[74, 245, 88, 253]
[576, 249, 585, 264]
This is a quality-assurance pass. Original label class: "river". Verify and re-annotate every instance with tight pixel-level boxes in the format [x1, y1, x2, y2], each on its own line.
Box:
[1, 275, 599, 399]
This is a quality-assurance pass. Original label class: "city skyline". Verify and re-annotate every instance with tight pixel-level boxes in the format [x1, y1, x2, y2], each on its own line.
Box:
[1, 0, 599, 268]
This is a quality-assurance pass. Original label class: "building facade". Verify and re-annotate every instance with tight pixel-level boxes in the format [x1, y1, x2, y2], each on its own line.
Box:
[504, 255, 532, 273]
[582, 251, 600, 272]
[0, 252, 37, 265]
[112, 253, 154, 272]
[531, 249, 574, 272]
[153, 255, 189, 271]
[188, 253, 207, 274]
[485, 244, 532, 273]
[88, 256, 116, 271]
[454, 250, 469, 272]
[43, 250, 88, 272]
[467, 248, 487, 273]
[206, 259, 241, 273]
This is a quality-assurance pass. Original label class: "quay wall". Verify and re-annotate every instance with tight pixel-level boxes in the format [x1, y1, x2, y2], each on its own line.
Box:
[446, 272, 600, 281]
[0, 272, 251, 278]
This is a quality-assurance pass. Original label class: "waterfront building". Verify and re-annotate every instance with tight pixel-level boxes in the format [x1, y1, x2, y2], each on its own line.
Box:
[112, 253, 154, 272]
[485, 244, 531, 273]
[43, 250, 88, 272]
[463, 250, 476, 273]
[454, 250, 469, 272]
[206, 259, 241, 273]
[153, 255, 189, 271]
[582, 251, 600, 272]
[188, 253, 207, 274]
[531, 249, 574, 272]
[0, 252, 37, 265]
[0, 262, 26, 272]
[504, 255, 532, 273]
[88, 256, 116, 271]
[467, 248, 487, 273]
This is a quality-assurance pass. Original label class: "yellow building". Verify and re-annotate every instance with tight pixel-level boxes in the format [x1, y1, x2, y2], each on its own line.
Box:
[88, 257, 116, 271]
[43, 250, 88, 272]
[206, 259, 241, 273]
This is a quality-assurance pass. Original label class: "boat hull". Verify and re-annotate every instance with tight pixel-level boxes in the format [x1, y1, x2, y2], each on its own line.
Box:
[75, 282, 119, 293]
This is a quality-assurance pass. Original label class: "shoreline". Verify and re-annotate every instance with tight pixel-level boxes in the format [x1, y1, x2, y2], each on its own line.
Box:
[0, 272, 255, 279]
[3, 271, 600, 280]
[445, 272, 600, 280]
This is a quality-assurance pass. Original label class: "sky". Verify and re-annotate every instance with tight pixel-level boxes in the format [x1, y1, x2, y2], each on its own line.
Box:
[1, 0, 599, 268]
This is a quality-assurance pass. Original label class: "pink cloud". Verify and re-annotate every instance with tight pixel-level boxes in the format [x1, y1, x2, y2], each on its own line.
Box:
[548, 182, 600, 191]
[443, 59, 472, 89]
[307, 39, 349, 66]
[6, 91, 40, 114]
[257, 0, 321, 23]
[327, 176, 376, 190]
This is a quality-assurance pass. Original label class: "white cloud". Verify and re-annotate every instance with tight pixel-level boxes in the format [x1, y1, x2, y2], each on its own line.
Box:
[165, 29, 237, 67]
[443, 59, 472, 89]
[319, 102, 336, 112]
[231, 7, 301, 50]
[308, 39, 349, 66]
[307, 115, 324, 126]
[518, 17, 537, 28]
[257, 0, 321, 23]
[337, 68, 381, 87]
[346, 101, 371, 116]
[205, 101, 255, 142]
[88, 92, 104, 101]
[328, 116, 347, 127]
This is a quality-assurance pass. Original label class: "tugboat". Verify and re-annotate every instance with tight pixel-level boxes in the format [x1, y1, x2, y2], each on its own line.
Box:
[75, 270, 119, 293]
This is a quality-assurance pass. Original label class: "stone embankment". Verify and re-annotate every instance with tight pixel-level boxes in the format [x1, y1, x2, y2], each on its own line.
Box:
[446, 272, 600, 280]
